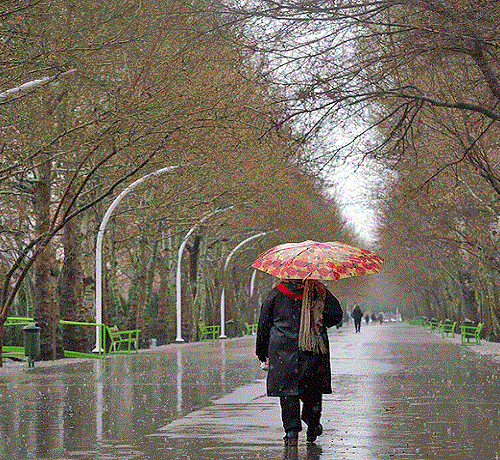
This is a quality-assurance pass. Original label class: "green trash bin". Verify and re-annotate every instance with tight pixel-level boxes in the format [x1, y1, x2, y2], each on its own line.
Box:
[225, 320, 236, 338]
[23, 322, 40, 367]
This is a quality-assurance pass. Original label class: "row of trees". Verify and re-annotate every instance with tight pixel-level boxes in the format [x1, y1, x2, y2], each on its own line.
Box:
[0, 0, 363, 362]
[8, 0, 498, 361]
[214, 0, 500, 337]
[368, 1, 500, 337]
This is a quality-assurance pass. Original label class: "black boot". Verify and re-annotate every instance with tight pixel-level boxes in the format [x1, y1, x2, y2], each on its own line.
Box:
[306, 423, 323, 443]
[284, 431, 298, 446]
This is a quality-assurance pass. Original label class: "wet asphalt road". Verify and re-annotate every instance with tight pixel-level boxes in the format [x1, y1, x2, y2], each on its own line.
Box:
[1, 322, 500, 460]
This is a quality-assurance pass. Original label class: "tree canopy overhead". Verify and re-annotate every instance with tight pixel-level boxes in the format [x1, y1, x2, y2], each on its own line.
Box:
[205, 1, 500, 334]
[0, 0, 360, 359]
[218, 1, 500, 165]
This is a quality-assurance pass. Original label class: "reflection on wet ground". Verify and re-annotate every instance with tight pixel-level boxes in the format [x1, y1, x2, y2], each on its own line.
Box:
[1, 324, 500, 459]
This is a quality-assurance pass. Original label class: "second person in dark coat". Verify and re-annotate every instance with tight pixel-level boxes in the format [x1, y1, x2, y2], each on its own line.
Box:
[351, 305, 363, 333]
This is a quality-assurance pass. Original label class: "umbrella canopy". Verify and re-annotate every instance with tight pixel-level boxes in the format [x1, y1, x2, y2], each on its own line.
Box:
[251, 240, 384, 281]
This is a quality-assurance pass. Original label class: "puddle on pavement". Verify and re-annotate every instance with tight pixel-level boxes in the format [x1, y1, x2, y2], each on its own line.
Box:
[1, 326, 500, 459]
[373, 342, 500, 460]
[0, 339, 263, 459]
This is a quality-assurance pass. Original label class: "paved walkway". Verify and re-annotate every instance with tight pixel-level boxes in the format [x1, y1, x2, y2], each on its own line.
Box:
[151, 323, 500, 459]
[1, 322, 500, 459]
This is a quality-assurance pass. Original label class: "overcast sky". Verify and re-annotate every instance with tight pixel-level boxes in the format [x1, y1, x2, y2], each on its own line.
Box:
[328, 157, 386, 245]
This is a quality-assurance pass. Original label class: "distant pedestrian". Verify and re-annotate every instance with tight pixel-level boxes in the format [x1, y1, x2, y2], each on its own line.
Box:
[365, 314, 370, 324]
[378, 313, 384, 324]
[256, 279, 343, 446]
[351, 305, 363, 333]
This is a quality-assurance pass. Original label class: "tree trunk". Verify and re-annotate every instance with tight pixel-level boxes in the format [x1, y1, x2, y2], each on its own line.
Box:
[157, 229, 178, 344]
[145, 231, 160, 346]
[0, 322, 4, 367]
[480, 267, 500, 338]
[459, 272, 479, 323]
[489, 270, 500, 337]
[130, 236, 148, 347]
[192, 235, 210, 339]
[59, 190, 91, 352]
[108, 238, 121, 321]
[33, 157, 63, 360]
[187, 235, 201, 300]
[157, 255, 170, 345]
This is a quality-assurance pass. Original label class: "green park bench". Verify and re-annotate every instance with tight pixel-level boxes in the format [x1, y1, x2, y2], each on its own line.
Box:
[198, 322, 220, 341]
[244, 322, 258, 335]
[1, 346, 25, 361]
[106, 325, 140, 353]
[460, 322, 483, 346]
[2, 318, 33, 362]
[409, 317, 429, 327]
[428, 318, 440, 332]
[5, 316, 33, 327]
[2, 317, 141, 361]
[439, 320, 456, 338]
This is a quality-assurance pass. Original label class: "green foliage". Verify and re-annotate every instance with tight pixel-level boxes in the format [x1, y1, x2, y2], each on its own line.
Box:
[2, 324, 23, 347]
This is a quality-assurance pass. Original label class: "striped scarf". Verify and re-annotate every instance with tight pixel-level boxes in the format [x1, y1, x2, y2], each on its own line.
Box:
[299, 280, 327, 354]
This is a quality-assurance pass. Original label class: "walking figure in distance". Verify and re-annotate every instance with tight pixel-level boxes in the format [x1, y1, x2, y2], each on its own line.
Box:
[351, 305, 363, 333]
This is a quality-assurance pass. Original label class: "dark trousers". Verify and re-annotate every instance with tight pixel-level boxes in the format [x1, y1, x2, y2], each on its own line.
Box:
[354, 318, 361, 332]
[279, 392, 322, 433]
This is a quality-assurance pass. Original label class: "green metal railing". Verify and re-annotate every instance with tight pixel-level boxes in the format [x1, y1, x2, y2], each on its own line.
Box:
[60, 320, 106, 359]
[2, 317, 107, 362]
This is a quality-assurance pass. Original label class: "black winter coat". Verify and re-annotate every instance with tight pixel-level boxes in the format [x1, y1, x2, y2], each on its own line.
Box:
[256, 285, 343, 397]
[351, 306, 363, 320]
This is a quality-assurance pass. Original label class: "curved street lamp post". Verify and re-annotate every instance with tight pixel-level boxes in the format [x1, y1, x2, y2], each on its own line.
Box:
[175, 206, 234, 342]
[219, 231, 267, 338]
[93, 165, 183, 352]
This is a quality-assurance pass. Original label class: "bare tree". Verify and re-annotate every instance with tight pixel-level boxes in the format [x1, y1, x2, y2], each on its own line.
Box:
[214, 1, 500, 173]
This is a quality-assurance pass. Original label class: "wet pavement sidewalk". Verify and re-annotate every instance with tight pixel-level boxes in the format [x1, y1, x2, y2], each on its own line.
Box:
[1, 322, 500, 459]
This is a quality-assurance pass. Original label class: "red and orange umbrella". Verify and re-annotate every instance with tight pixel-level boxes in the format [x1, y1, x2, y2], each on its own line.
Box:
[251, 240, 383, 281]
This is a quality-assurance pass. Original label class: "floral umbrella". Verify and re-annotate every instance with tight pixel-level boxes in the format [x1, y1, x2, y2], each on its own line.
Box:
[251, 240, 384, 280]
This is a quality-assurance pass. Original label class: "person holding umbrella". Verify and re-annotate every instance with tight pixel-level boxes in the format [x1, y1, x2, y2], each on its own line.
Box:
[256, 278, 342, 445]
[252, 240, 384, 446]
